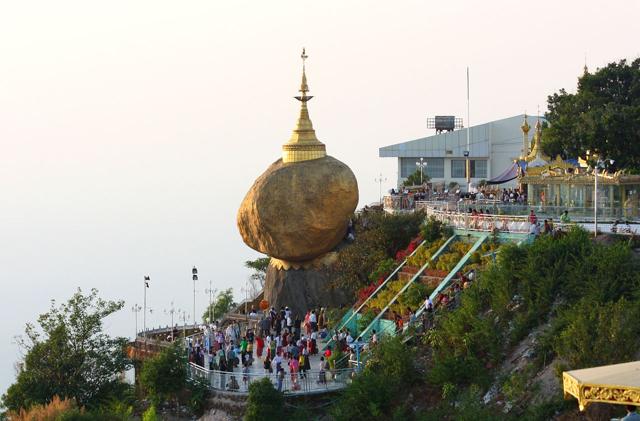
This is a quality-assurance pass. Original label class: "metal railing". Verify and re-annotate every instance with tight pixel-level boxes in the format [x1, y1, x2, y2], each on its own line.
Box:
[187, 362, 355, 395]
[425, 207, 534, 233]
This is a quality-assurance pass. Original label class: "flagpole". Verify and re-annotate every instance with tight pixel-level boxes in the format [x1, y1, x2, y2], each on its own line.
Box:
[466, 67, 471, 193]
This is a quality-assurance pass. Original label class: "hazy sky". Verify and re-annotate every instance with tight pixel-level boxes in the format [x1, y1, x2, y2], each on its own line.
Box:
[1, 0, 638, 395]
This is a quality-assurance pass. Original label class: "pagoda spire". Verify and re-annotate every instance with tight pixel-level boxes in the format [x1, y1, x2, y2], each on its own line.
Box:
[282, 48, 326, 163]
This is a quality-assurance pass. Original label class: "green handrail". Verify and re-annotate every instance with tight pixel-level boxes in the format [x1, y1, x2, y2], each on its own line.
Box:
[357, 234, 456, 341]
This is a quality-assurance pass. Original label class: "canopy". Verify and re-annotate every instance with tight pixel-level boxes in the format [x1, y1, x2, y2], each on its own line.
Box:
[563, 361, 640, 410]
[486, 161, 523, 185]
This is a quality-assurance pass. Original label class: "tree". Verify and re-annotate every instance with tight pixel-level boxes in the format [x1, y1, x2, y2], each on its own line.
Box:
[542, 58, 640, 171]
[202, 288, 237, 323]
[330, 211, 424, 295]
[244, 378, 283, 421]
[2, 289, 131, 413]
[139, 343, 186, 406]
[403, 168, 430, 187]
[244, 257, 270, 288]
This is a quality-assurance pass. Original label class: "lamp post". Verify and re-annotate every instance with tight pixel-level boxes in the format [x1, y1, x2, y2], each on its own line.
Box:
[374, 173, 387, 204]
[192, 266, 198, 327]
[164, 302, 176, 341]
[143, 275, 150, 340]
[416, 158, 427, 185]
[589, 153, 615, 237]
[178, 309, 189, 339]
[131, 304, 142, 339]
[205, 280, 217, 324]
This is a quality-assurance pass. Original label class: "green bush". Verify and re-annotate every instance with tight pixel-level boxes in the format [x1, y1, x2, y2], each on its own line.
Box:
[244, 378, 283, 421]
[553, 298, 640, 368]
[139, 343, 186, 405]
[331, 337, 417, 420]
[142, 405, 159, 421]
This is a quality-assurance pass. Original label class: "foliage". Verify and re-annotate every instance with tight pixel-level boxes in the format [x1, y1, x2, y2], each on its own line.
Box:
[186, 379, 209, 416]
[2, 289, 131, 413]
[142, 405, 159, 421]
[244, 378, 284, 421]
[244, 256, 270, 287]
[426, 227, 640, 392]
[357, 310, 376, 333]
[324, 307, 349, 330]
[421, 217, 452, 243]
[202, 288, 237, 323]
[331, 210, 424, 295]
[403, 168, 430, 187]
[331, 337, 417, 420]
[406, 238, 446, 267]
[432, 241, 472, 272]
[542, 58, 640, 171]
[553, 298, 640, 368]
[6, 396, 76, 421]
[398, 282, 429, 311]
[139, 343, 186, 406]
[5, 395, 136, 421]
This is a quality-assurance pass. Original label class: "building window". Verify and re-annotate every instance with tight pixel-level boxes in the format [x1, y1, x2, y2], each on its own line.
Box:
[400, 158, 444, 178]
[451, 160, 466, 178]
[451, 159, 487, 178]
[470, 160, 487, 178]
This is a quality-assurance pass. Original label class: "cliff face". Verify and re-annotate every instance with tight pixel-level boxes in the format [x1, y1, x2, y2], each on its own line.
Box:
[263, 263, 349, 318]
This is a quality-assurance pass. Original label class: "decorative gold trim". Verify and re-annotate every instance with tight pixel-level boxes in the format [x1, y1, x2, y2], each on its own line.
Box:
[563, 372, 640, 411]
[270, 252, 338, 270]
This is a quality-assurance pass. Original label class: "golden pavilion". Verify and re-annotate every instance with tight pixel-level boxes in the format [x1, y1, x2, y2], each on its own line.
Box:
[517, 115, 640, 218]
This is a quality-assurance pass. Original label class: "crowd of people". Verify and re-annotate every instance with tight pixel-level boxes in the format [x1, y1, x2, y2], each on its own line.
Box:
[187, 306, 348, 392]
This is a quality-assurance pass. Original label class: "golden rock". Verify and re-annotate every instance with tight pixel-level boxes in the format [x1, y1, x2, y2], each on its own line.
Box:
[237, 156, 358, 262]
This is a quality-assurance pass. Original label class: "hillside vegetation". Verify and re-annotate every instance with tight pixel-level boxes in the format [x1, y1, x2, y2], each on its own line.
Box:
[327, 226, 640, 420]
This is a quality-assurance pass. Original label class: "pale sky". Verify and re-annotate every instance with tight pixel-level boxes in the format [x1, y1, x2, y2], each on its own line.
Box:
[1, 0, 638, 394]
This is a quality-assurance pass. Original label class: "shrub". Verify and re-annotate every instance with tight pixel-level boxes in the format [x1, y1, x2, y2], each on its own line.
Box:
[331, 337, 416, 420]
[553, 298, 640, 369]
[139, 343, 186, 405]
[142, 405, 159, 421]
[244, 378, 283, 421]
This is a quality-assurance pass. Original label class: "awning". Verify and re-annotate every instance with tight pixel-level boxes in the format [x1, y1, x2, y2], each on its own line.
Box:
[486, 161, 522, 185]
[563, 361, 640, 410]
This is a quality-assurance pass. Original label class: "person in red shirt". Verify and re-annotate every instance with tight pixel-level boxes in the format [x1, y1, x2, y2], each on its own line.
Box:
[324, 346, 332, 359]
[256, 335, 264, 358]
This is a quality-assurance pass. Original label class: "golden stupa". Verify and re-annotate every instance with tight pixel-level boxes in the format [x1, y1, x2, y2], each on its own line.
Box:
[237, 50, 359, 267]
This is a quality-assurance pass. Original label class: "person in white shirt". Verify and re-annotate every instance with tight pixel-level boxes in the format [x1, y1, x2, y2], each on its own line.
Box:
[346, 333, 353, 344]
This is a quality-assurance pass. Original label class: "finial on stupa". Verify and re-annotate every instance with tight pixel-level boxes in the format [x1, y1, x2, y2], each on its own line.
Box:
[282, 48, 326, 163]
[521, 113, 530, 134]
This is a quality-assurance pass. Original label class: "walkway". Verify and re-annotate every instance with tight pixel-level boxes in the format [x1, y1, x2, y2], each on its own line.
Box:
[186, 330, 356, 396]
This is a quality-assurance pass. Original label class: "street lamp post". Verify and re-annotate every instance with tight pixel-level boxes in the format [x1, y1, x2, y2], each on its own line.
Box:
[205, 280, 217, 324]
[590, 154, 615, 237]
[178, 309, 189, 339]
[143, 276, 150, 340]
[164, 302, 176, 341]
[192, 266, 198, 327]
[374, 173, 387, 205]
[416, 158, 427, 185]
[131, 304, 142, 339]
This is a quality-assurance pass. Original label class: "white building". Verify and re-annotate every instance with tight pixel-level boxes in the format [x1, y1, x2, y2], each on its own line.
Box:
[379, 114, 543, 191]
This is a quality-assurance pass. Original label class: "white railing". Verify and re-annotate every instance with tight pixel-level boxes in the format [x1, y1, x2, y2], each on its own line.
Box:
[187, 362, 355, 395]
[425, 207, 534, 233]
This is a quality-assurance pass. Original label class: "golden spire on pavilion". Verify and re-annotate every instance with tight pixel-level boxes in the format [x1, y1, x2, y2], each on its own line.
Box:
[520, 113, 531, 159]
[525, 111, 550, 164]
[282, 48, 327, 163]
